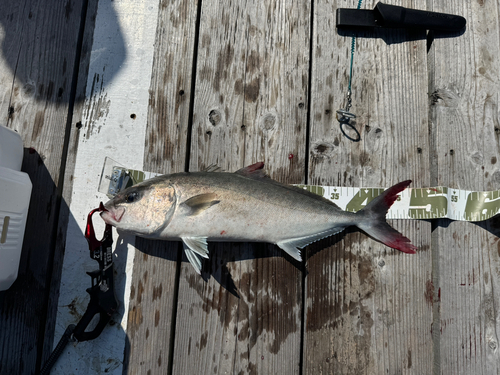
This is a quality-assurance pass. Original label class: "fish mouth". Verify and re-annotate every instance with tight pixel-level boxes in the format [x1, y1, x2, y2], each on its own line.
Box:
[100, 207, 125, 224]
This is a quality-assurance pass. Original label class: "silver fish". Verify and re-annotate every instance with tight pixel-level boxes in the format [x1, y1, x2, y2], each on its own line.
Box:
[100, 162, 416, 273]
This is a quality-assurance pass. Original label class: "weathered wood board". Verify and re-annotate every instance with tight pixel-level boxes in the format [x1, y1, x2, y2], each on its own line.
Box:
[170, 0, 310, 373]
[0, 0, 87, 373]
[124, 0, 198, 372]
[52, 0, 160, 373]
[304, 0, 433, 373]
[428, 2, 500, 373]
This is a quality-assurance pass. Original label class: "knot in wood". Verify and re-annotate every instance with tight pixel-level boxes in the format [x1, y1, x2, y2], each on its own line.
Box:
[311, 142, 334, 159]
[261, 114, 276, 131]
[208, 109, 221, 126]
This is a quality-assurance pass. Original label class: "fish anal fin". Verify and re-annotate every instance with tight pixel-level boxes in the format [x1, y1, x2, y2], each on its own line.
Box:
[276, 241, 302, 261]
[277, 227, 346, 261]
[182, 194, 220, 216]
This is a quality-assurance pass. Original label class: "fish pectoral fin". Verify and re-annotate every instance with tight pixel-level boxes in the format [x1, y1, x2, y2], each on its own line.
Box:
[182, 237, 209, 275]
[277, 227, 346, 261]
[181, 194, 220, 216]
[183, 246, 203, 274]
[182, 237, 209, 258]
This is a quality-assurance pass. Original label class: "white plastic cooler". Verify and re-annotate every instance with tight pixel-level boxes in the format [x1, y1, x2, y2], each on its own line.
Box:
[0, 125, 32, 291]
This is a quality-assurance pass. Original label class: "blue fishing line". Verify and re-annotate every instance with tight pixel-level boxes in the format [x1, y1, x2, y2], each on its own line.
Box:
[337, 0, 363, 125]
[347, 0, 363, 95]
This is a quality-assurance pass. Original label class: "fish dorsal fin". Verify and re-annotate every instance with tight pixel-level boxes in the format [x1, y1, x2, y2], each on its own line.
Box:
[235, 162, 268, 180]
[182, 237, 209, 274]
[181, 193, 220, 216]
[203, 164, 223, 172]
[277, 227, 347, 261]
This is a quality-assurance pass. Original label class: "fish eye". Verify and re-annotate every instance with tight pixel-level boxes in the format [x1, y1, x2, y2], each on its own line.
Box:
[125, 192, 139, 203]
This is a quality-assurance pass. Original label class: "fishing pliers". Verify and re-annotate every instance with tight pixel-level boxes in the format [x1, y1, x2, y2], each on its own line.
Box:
[39, 203, 118, 374]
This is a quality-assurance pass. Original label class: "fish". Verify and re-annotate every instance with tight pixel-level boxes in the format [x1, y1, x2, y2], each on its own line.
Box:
[100, 162, 416, 274]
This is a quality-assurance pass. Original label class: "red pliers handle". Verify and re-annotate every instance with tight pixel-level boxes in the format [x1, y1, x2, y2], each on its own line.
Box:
[73, 203, 118, 342]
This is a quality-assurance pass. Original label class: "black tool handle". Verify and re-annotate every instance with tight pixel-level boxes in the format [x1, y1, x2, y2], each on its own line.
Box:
[72, 300, 112, 342]
[376, 2, 466, 31]
[337, 2, 466, 31]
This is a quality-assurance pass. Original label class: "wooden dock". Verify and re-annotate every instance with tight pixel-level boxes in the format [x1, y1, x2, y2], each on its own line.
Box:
[1, 0, 499, 374]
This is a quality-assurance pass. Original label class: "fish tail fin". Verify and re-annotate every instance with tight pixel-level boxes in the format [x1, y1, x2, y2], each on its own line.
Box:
[356, 180, 417, 254]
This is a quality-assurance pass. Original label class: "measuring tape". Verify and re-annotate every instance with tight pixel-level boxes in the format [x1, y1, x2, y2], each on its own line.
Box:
[295, 185, 500, 221]
[98, 158, 500, 222]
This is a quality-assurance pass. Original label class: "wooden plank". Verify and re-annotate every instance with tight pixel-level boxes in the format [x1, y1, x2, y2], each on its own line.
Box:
[52, 1, 160, 373]
[124, 0, 199, 372]
[304, 1, 433, 373]
[40, 0, 101, 366]
[171, 0, 310, 373]
[428, 1, 500, 373]
[0, 0, 87, 373]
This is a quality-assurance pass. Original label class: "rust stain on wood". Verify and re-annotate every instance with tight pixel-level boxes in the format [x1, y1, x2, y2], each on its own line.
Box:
[246, 50, 261, 74]
[154, 310, 160, 327]
[185, 255, 299, 355]
[214, 45, 235, 92]
[127, 305, 144, 337]
[424, 279, 434, 306]
[234, 78, 243, 95]
[196, 330, 208, 351]
[130, 283, 136, 300]
[152, 283, 163, 301]
[306, 249, 375, 333]
[32, 111, 45, 140]
[244, 77, 260, 102]
[137, 279, 145, 304]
